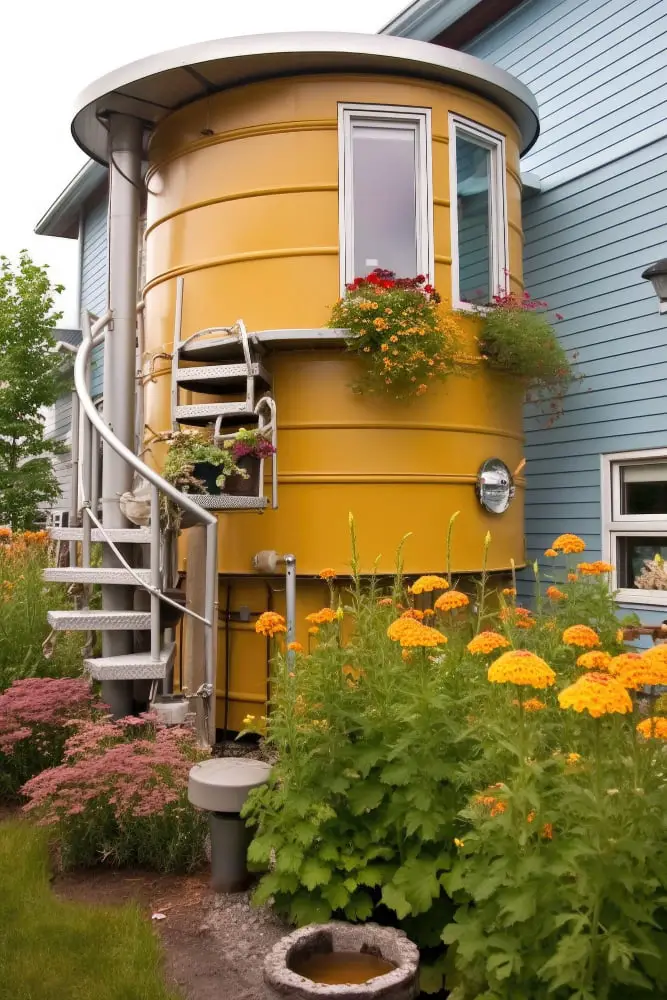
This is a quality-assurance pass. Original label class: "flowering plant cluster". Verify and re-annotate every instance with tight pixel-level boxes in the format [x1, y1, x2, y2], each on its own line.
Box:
[22, 714, 209, 872]
[226, 427, 276, 462]
[0, 677, 103, 800]
[329, 270, 462, 399]
[479, 289, 577, 423]
[243, 520, 667, 996]
[0, 530, 86, 691]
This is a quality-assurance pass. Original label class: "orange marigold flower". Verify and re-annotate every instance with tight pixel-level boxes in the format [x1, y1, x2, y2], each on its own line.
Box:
[577, 560, 613, 575]
[475, 794, 507, 817]
[255, 611, 287, 637]
[558, 672, 633, 718]
[546, 586, 567, 601]
[400, 608, 425, 621]
[552, 533, 586, 554]
[434, 590, 469, 612]
[0, 527, 12, 539]
[541, 823, 553, 840]
[287, 641, 304, 653]
[377, 597, 394, 606]
[610, 647, 667, 689]
[306, 607, 337, 625]
[527, 810, 536, 823]
[576, 650, 612, 670]
[500, 606, 535, 629]
[318, 568, 336, 581]
[562, 625, 601, 649]
[565, 752, 581, 765]
[544, 548, 558, 557]
[637, 717, 667, 740]
[513, 697, 546, 712]
[388, 618, 447, 648]
[488, 650, 556, 689]
[567, 573, 578, 582]
[467, 631, 511, 655]
[422, 608, 434, 618]
[342, 664, 365, 686]
[502, 587, 517, 597]
[401, 649, 413, 662]
[308, 626, 319, 636]
[409, 575, 449, 594]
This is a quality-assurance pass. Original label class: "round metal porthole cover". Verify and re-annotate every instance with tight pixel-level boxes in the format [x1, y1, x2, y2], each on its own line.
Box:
[476, 458, 515, 514]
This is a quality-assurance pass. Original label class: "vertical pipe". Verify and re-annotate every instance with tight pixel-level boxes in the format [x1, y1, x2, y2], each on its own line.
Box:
[284, 555, 296, 645]
[171, 277, 184, 433]
[68, 390, 80, 566]
[90, 426, 100, 516]
[150, 484, 161, 668]
[205, 519, 219, 744]
[101, 113, 142, 719]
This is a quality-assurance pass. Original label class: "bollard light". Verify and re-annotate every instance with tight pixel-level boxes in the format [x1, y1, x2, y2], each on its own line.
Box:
[641, 259, 667, 315]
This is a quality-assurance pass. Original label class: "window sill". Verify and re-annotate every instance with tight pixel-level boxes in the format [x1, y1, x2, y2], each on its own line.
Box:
[615, 588, 667, 608]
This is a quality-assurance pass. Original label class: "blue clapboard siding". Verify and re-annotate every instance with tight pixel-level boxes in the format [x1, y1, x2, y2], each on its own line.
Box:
[463, 0, 667, 613]
[80, 194, 108, 400]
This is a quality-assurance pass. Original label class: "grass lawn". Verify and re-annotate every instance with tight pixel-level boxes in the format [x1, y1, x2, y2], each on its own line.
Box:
[0, 820, 180, 1000]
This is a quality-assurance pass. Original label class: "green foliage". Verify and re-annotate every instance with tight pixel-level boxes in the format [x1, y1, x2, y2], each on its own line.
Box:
[0, 531, 85, 692]
[479, 290, 576, 423]
[163, 430, 242, 491]
[245, 522, 667, 999]
[0, 820, 179, 1000]
[328, 269, 462, 399]
[0, 252, 67, 529]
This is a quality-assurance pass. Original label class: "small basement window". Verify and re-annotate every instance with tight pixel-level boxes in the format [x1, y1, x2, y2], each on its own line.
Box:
[338, 104, 432, 288]
[602, 450, 667, 602]
[449, 115, 507, 308]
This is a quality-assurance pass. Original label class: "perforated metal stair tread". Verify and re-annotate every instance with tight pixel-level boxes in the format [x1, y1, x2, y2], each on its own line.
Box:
[49, 527, 151, 543]
[179, 328, 348, 362]
[44, 568, 152, 585]
[187, 494, 269, 510]
[176, 362, 271, 394]
[47, 610, 152, 630]
[84, 644, 176, 681]
[174, 402, 261, 426]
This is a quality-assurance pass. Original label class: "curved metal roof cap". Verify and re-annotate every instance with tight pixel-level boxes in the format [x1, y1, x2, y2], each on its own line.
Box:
[72, 31, 539, 164]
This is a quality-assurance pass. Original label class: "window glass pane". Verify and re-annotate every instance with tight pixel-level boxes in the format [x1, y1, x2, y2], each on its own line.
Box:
[352, 124, 417, 278]
[621, 464, 667, 515]
[617, 536, 667, 588]
[456, 135, 492, 304]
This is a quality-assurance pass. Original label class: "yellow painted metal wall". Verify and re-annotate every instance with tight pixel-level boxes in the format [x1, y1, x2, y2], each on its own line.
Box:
[142, 73, 526, 729]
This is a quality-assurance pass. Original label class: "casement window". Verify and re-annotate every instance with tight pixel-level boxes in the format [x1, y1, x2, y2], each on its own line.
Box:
[338, 103, 433, 289]
[449, 115, 507, 308]
[602, 449, 667, 604]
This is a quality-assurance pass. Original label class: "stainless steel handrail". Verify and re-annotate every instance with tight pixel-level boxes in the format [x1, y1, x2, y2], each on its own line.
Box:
[75, 310, 219, 742]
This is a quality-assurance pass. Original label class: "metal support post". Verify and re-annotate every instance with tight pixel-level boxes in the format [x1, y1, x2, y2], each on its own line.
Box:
[284, 555, 296, 645]
[68, 390, 80, 567]
[101, 113, 142, 718]
[205, 520, 219, 744]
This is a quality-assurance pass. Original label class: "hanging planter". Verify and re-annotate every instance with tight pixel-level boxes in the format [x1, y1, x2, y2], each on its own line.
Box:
[162, 431, 244, 529]
[222, 428, 275, 498]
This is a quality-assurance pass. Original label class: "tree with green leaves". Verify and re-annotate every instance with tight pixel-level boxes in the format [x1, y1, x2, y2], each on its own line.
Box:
[0, 251, 68, 529]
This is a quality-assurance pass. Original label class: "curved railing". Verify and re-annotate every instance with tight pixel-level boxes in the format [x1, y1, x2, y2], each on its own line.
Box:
[74, 310, 219, 743]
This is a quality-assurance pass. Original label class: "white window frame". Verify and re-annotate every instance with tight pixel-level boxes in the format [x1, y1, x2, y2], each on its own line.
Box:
[601, 447, 667, 606]
[449, 114, 508, 311]
[338, 103, 433, 292]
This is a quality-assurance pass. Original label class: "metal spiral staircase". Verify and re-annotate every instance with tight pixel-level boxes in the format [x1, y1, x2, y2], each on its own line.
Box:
[45, 280, 277, 744]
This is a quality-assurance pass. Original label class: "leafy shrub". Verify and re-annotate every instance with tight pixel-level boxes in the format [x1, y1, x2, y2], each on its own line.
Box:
[329, 269, 462, 399]
[244, 521, 667, 996]
[479, 290, 576, 422]
[22, 715, 209, 872]
[0, 676, 103, 800]
[0, 528, 85, 690]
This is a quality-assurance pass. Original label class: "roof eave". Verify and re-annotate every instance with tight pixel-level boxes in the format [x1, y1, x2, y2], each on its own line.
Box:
[35, 160, 107, 239]
[380, 0, 481, 39]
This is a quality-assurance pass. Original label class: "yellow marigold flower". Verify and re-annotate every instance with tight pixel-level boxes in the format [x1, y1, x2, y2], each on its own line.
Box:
[308, 626, 319, 636]
[577, 560, 613, 575]
[611, 647, 667, 689]
[422, 608, 434, 618]
[319, 568, 336, 581]
[311, 719, 329, 731]
[502, 587, 517, 596]
[401, 649, 413, 662]
[558, 672, 633, 718]
[409, 575, 450, 594]
[388, 618, 447, 648]
[287, 641, 304, 653]
[637, 717, 667, 740]
[544, 548, 558, 557]
[488, 650, 556, 689]
[565, 752, 581, 764]
[546, 586, 567, 601]
[567, 573, 578, 582]
[255, 611, 287, 637]
[552, 533, 586, 554]
[562, 625, 601, 649]
[576, 650, 612, 670]
[616, 628, 625, 643]
[453, 838, 465, 848]
[434, 590, 469, 612]
[608, 651, 643, 682]
[400, 608, 424, 621]
[306, 607, 337, 625]
[513, 697, 546, 712]
[467, 631, 511, 655]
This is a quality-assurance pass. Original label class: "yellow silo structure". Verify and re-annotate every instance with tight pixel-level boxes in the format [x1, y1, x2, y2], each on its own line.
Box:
[71, 34, 539, 731]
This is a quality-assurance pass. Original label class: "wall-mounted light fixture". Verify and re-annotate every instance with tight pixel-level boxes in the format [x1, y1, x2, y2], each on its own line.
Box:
[641, 259, 667, 315]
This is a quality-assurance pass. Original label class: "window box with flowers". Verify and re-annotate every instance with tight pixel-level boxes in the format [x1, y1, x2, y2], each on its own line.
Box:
[222, 427, 276, 498]
[328, 269, 462, 399]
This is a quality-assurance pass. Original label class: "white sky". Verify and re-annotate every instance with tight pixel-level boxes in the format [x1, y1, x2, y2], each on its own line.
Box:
[0, 0, 405, 326]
